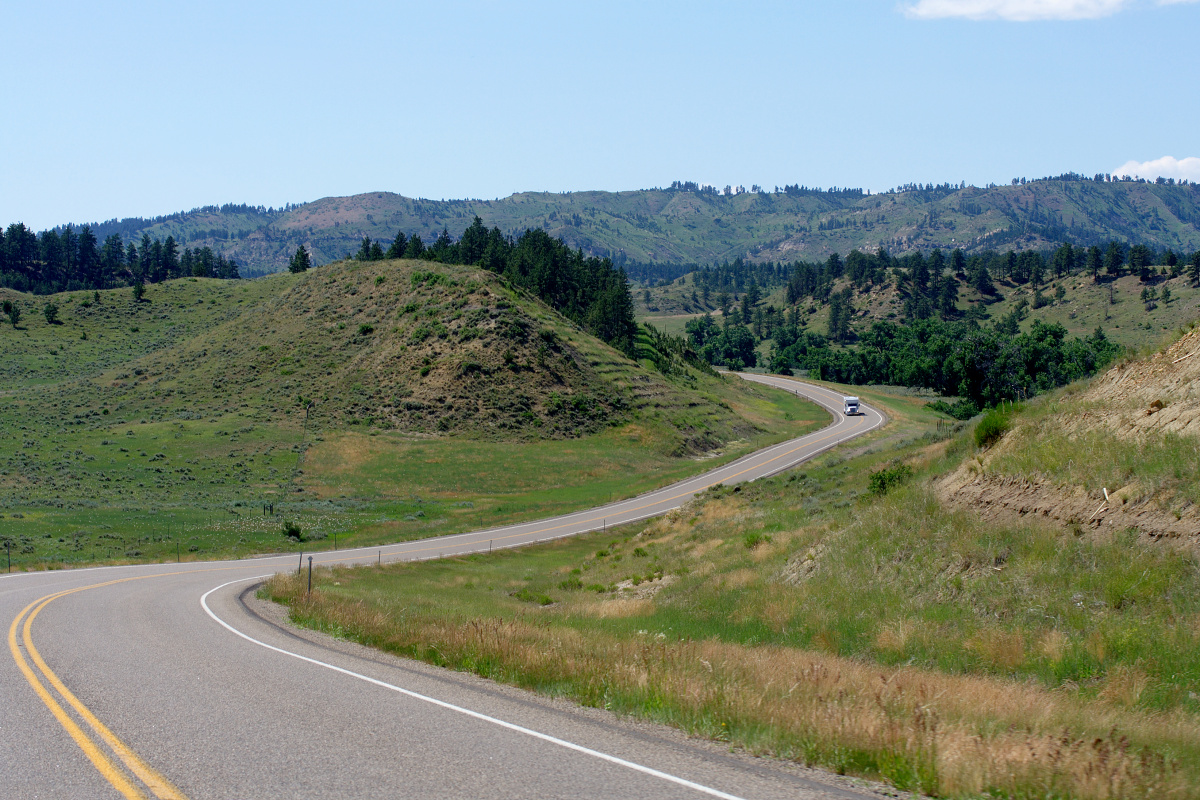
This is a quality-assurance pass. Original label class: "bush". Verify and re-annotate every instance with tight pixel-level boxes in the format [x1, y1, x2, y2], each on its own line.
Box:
[743, 532, 772, 549]
[974, 410, 1011, 448]
[868, 463, 913, 496]
[358, 323, 374, 335]
[926, 398, 979, 420]
[282, 521, 303, 541]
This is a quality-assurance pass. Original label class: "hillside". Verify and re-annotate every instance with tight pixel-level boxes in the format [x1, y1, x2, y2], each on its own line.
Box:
[938, 323, 1200, 541]
[76, 258, 762, 448]
[38, 178, 1200, 276]
[269, 337, 1200, 800]
[0, 259, 827, 566]
[270, 362, 1200, 800]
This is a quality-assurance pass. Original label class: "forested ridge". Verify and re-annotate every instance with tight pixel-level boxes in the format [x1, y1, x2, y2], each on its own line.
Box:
[5, 174, 1199, 279]
[0, 223, 240, 294]
[681, 241, 1200, 409]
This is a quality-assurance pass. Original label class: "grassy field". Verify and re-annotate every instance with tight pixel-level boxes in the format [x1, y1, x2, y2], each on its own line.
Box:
[0, 263, 827, 569]
[266, 378, 1200, 799]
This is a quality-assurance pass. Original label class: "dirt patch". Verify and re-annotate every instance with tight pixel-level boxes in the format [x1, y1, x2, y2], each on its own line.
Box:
[937, 470, 1199, 545]
[1068, 326, 1200, 440]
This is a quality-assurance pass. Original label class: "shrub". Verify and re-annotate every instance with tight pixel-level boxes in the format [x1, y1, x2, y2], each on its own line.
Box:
[868, 463, 913, 496]
[43, 302, 60, 324]
[974, 410, 1011, 448]
[282, 521, 303, 541]
[926, 398, 979, 420]
[358, 323, 374, 335]
[743, 532, 772, 549]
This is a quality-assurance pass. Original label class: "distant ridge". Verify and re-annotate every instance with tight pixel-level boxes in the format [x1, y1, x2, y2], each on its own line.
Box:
[34, 177, 1200, 275]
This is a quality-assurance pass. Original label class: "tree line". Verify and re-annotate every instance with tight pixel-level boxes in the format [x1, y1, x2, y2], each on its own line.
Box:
[290, 217, 638, 356]
[1, 223, 240, 294]
[682, 240, 1200, 409]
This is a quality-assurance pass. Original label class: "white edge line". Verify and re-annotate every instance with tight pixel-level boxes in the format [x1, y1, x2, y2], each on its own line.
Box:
[200, 577, 749, 800]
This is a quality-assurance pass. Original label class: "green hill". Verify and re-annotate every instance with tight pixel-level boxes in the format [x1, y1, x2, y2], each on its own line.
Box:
[0, 259, 825, 567]
[39, 178, 1200, 276]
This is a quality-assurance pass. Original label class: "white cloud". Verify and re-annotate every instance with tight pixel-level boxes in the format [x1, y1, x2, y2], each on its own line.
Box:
[902, 0, 1197, 20]
[1111, 156, 1200, 182]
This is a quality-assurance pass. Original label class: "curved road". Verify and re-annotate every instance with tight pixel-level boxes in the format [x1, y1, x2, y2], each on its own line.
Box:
[2, 375, 885, 800]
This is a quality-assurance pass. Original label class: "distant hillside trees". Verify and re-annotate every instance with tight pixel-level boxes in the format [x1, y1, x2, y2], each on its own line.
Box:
[679, 240, 1150, 408]
[769, 318, 1119, 408]
[353, 217, 637, 356]
[0, 223, 238, 293]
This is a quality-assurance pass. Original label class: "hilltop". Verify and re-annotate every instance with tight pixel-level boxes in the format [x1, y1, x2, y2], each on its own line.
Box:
[26, 177, 1200, 276]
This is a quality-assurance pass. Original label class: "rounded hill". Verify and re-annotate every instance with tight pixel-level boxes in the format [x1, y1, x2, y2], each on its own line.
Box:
[111, 258, 782, 453]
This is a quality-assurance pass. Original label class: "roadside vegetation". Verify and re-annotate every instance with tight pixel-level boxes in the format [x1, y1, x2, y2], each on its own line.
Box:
[0, 260, 825, 569]
[266, 368, 1200, 799]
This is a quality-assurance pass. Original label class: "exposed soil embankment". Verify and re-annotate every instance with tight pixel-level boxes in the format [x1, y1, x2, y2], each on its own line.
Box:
[938, 470, 1199, 544]
[938, 326, 1200, 545]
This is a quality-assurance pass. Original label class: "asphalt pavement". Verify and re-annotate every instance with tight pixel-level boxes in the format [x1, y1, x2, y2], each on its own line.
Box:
[1, 374, 887, 799]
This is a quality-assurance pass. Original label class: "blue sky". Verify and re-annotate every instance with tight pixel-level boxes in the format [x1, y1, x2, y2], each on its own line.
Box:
[2, 0, 1197, 230]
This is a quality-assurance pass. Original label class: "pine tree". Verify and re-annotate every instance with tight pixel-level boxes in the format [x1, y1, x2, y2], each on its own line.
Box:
[356, 237, 373, 261]
[404, 235, 425, 259]
[385, 230, 408, 260]
[288, 246, 311, 273]
[3, 300, 20, 327]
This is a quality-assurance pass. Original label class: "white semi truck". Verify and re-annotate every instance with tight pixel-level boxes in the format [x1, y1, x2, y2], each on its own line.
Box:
[843, 396, 860, 416]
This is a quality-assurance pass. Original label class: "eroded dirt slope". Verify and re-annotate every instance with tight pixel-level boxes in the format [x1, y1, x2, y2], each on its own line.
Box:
[938, 326, 1200, 545]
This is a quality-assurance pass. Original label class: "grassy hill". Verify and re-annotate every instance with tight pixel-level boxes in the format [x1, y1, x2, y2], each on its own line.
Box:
[59, 179, 1200, 276]
[0, 259, 826, 567]
[268, 329, 1200, 800]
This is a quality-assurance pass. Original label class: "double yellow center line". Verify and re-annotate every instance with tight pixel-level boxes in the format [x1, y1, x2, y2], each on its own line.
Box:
[5, 380, 876, 797]
[8, 575, 191, 800]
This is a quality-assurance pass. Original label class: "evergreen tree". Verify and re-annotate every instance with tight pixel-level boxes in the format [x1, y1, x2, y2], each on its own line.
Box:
[1104, 240, 1125, 277]
[163, 236, 180, 279]
[385, 230, 408, 260]
[950, 248, 966, 276]
[288, 246, 311, 273]
[77, 226, 100, 287]
[2, 299, 20, 327]
[404, 235, 425, 259]
[356, 237, 373, 261]
[1087, 245, 1103, 282]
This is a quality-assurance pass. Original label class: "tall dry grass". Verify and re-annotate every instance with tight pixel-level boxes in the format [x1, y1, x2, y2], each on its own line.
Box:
[268, 570, 1192, 799]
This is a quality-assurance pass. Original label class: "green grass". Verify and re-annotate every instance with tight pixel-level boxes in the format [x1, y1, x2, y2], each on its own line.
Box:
[267, 382, 1200, 799]
[0, 277, 290, 389]
[0, 262, 828, 569]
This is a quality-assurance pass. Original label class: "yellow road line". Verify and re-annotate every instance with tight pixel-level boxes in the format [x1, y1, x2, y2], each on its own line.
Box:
[9, 589, 149, 800]
[24, 585, 191, 799]
[10, 575, 193, 800]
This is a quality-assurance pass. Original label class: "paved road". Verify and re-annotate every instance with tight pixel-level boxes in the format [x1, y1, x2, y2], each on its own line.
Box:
[2, 375, 886, 800]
